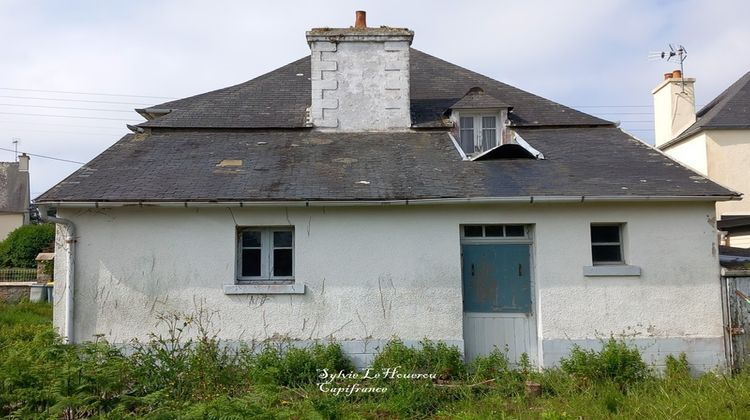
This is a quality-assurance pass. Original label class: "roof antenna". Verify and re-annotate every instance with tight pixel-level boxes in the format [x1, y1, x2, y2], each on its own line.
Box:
[11, 137, 20, 161]
[648, 44, 688, 91]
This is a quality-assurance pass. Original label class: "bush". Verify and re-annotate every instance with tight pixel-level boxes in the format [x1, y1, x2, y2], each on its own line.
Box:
[560, 338, 650, 388]
[665, 353, 691, 380]
[371, 339, 466, 380]
[0, 223, 55, 268]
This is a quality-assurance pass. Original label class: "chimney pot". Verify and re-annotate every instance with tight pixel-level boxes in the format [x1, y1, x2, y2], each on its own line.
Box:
[355, 10, 366, 28]
[664, 72, 672, 80]
[672, 69, 682, 79]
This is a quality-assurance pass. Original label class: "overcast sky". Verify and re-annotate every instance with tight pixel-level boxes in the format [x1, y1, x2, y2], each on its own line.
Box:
[1, 0, 749, 198]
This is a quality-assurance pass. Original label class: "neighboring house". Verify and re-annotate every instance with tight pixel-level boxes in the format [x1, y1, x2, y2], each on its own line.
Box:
[653, 70, 750, 247]
[0, 154, 30, 240]
[37, 12, 738, 371]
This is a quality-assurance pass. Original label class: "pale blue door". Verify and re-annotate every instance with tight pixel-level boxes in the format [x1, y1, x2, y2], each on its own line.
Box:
[462, 244, 536, 364]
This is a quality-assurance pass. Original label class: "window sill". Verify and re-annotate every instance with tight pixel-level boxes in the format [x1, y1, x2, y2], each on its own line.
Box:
[583, 265, 641, 277]
[223, 284, 306, 295]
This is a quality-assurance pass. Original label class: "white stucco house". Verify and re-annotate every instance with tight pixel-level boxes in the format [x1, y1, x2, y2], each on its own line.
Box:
[37, 12, 739, 371]
[0, 153, 30, 240]
[653, 70, 750, 248]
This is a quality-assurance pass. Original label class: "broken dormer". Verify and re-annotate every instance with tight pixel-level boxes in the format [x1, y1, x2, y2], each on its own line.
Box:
[449, 87, 511, 156]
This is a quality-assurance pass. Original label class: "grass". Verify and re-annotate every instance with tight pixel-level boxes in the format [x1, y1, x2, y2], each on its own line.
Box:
[1, 302, 749, 419]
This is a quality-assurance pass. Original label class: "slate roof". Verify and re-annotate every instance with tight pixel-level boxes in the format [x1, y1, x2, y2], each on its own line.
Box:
[36, 127, 734, 203]
[138, 49, 611, 130]
[0, 162, 30, 212]
[450, 87, 510, 110]
[36, 46, 738, 204]
[667, 70, 750, 146]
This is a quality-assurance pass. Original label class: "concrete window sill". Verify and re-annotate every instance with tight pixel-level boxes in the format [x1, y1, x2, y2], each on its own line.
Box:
[583, 265, 641, 277]
[223, 284, 306, 295]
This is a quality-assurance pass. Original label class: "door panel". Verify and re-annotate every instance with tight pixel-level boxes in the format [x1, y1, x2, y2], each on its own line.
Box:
[462, 244, 531, 313]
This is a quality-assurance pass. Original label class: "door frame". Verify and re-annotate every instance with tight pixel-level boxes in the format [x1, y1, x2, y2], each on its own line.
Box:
[459, 224, 539, 366]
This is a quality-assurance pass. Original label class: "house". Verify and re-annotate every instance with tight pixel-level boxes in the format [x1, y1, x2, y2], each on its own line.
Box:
[0, 153, 30, 240]
[37, 12, 738, 371]
[653, 70, 750, 248]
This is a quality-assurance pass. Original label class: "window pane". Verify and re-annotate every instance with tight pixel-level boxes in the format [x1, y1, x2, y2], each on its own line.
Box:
[505, 225, 525, 237]
[485, 225, 504, 237]
[482, 128, 496, 150]
[242, 230, 261, 248]
[592, 245, 622, 263]
[273, 249, 293, 276]
[274, 231, 293, 247]
[241, 249, 261, 276]
[591, 225, 620, 243]
[460, 117, 474, 128]
[464, 225, 483, 237]
[482, 116, 496, 128]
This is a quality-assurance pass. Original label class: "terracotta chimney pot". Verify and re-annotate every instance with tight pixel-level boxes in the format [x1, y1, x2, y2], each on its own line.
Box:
[355, 10, 366, 28]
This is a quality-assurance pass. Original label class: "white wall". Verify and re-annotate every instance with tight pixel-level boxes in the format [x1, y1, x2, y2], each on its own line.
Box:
[0, 213, 23, 241]
[53, 202, 724, 368]
[664, 133, 708, 176]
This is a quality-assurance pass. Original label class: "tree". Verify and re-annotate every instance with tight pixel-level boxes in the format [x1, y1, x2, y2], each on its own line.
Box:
[0, 224, 55, 268]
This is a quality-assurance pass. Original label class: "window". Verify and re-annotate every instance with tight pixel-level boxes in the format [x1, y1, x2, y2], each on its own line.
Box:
[458, 115, 498, 155]
[590, 224, 624, 265]
[237, 227, 294, 281]
[462, 224, 527, 238]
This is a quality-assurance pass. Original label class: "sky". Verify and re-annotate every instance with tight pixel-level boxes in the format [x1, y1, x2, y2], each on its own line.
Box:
[1, 0, 749, 198]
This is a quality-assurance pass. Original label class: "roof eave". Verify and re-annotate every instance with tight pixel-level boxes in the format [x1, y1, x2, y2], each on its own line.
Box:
[35, 194, 739, 209]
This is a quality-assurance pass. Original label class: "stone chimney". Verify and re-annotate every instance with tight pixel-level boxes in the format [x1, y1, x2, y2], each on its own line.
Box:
[306, 11, 414, 131]
[18, 153, 30, 172]
[652, 70, 697, 147]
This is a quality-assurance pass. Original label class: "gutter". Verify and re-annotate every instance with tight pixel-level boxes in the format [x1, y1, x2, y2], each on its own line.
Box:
[39, 208, 76, 344]
[35, 194, 739, 209]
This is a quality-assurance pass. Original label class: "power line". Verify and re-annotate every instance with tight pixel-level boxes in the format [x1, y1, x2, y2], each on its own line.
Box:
[0, 95, 153, 106]
[0, 146, 85, 164]
[0, 103, 135, 113]
[2, 128, 123, 137]
[0, 87, 175, 100]
[0, 111, 140, 122]
[0, 119, 125, 130]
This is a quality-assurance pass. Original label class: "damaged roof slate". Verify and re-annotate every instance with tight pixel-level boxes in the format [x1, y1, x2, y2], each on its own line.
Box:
[36, 127, 735, 203]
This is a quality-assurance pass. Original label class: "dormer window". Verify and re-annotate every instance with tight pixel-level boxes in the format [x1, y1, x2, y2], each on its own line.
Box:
[459, 114, 498, 154]
[449, 87, 511, 157]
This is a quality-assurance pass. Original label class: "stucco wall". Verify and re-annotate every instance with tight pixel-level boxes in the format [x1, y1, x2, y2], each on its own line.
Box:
[707, 130, 750, 216]
[663, 133, 708, 176]
[53, 202, 724, 369]
[0, 213, 23, 241]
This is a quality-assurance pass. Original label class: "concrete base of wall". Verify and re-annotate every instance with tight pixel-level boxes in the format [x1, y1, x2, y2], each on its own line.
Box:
[0, 282, 36, 303]
[542, 337, 726, 373]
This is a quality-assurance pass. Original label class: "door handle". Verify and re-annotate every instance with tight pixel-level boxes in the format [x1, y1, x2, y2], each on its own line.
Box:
[471, 264, 475, 277]
[518, 264, 523, 276]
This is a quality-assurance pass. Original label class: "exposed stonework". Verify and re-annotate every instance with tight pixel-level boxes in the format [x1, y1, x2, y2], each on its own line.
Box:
[307, 28, 414, 131]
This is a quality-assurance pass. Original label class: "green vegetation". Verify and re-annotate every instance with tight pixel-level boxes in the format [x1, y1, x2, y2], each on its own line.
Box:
[1, 302, 749, 418]
[0, 223, 55, 268]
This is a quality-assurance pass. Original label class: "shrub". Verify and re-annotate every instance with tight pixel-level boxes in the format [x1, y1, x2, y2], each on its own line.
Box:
[560, 338, 650, 388]
[371, 339, 466, 380]
[665, 353, 691, 380]
[0, 223, 55, 268]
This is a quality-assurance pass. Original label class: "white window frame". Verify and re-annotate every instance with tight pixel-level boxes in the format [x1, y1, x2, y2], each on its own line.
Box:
[590, 223, 625, 265]
[460, 224, 531, 244]
[454, 109, 505, 156]
[236, 227, 294, 282]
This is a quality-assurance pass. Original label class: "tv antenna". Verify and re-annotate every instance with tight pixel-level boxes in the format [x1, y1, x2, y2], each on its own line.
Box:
[648, 44, 688, 90]
[11, 138, 20, 161]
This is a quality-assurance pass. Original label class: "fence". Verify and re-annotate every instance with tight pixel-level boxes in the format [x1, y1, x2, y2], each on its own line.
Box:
[0, 268, 38, 282]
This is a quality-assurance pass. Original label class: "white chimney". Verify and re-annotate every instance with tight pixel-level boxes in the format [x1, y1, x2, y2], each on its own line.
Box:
[306, 11, 414, 131]
[18, 153, 30, 172]
[652, 70, 696, 147]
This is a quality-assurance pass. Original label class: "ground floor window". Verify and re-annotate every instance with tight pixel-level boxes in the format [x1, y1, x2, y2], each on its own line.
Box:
[237, 227, 294, 281]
